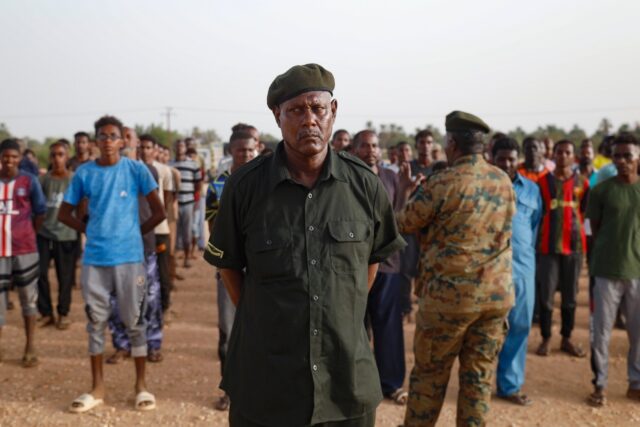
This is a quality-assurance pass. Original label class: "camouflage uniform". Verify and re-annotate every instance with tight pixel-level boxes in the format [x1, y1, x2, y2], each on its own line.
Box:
[398, 154, 515, 427]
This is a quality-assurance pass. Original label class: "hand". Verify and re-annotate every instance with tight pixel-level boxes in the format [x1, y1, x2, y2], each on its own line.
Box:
[399, 162, 425, 195]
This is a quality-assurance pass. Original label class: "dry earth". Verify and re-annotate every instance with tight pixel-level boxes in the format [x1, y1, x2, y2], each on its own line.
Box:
[1, 257, 639, 426]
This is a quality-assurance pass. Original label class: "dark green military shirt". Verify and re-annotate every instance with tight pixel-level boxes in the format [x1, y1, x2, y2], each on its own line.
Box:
[204, 142, 405, 426]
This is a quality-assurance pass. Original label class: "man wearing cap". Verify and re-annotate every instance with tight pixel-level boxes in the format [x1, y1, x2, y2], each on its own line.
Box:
[204, 64, 405, 427]
[397, 111, 515, 427]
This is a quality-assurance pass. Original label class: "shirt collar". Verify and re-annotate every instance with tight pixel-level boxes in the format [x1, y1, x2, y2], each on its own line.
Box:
[269, 141, 348, 191]
[452, 153, 484, 167]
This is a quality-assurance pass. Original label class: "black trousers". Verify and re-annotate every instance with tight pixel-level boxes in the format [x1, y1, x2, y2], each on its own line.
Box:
[230, 405, 375, 427]
[537, 253, 582, 339]
[155, 233, 173, 312]
[36, 235, 77, 317]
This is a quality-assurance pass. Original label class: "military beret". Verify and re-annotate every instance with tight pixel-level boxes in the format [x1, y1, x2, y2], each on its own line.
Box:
[445, 110, 490, 134]
[267, 63, 335, 109]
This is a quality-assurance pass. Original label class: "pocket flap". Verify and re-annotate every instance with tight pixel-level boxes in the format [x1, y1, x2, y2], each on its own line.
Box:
[248, 229, 290, 252]
[327, 220, 370, 243]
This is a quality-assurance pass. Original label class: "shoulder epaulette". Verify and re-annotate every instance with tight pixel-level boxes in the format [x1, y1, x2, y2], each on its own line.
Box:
[225, 154, 268, 184]
[337, 151, 376, 176]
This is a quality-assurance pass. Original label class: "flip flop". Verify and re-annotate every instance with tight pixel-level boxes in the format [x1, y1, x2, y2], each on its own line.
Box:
[69, 393, 104, 413]
[22, 353, 39, 368]
[135, 391, 156, 411]
[106, 349, 130, 365]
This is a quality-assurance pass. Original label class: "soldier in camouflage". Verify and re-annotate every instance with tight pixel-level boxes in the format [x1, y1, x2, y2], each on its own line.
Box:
[397, 111, 516, 427]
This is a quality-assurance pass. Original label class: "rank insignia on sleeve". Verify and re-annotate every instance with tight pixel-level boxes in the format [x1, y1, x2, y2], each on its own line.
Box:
[206, 242, 224, 259]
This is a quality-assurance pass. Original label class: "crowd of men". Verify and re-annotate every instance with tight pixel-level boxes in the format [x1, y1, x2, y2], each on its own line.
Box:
[0, 62, 638, 426]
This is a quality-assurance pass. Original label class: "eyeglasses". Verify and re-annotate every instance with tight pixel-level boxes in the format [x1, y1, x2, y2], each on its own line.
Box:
[96, 133, 122, 142]
[50, 152, 66, 157]
[613, 153, 635, 161]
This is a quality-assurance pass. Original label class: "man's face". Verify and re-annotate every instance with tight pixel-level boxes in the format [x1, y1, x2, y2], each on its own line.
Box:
[49, 145, 68, 170]
[159, 148, 169, 164]
[124, 127, 139, 149]
[175, 141, 187, 156]
[493, 149, 519, 180]
[388, 147, 398, 163]
[553, 142, 574, 168]
[416, 135, 434, 159]
[139, 140, 156, 163]
[0, 149, 20, 176]
[580, 145, 594, 165]
[543, 138, 554, 159]
[230, 138, 258, 168]
[613, 143, 639, 178]
[524, 139, 544, 166]
[432, 144, 444, 161]
[397, 144, 413, 163]
[74, 135, 89, 155]
[332, 132, 350, 151]
[96, 124, 124, 158]
[355, 134, 380, 167]
[274, 91, 337, 158]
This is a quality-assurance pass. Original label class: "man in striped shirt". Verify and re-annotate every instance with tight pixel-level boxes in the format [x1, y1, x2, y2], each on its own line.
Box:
[172, 140, 202, 269]
[535, 139, 589, 358]
[0, 138, 46, 367]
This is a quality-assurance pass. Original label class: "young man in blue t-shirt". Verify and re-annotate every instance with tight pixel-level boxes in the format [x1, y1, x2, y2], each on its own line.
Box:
[58, 116, 166, 414]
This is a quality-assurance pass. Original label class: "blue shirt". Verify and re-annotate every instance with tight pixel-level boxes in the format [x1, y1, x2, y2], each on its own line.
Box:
[594, 163, 617, 186]
[63, 158, 158, 266]
[511, 173, 542, 282]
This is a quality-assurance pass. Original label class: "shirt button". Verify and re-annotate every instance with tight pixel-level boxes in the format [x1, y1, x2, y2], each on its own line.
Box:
[266, 239, 272, 245]
[307, 193, 313, 199]
[308, 225, 314, 232]
[310, 259, 317, 265]
[313, 329, 318, 336]
[312, 364, 318, 371]
[313, 295, 319, 301]
[348, 232, 355, 238]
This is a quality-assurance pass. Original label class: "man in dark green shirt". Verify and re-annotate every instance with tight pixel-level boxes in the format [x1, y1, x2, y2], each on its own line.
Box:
[204, 64, 405, 427]
[585, 132, 640, 407]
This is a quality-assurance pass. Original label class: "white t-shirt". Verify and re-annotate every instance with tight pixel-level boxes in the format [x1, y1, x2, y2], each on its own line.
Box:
[153, 160, 174, 235]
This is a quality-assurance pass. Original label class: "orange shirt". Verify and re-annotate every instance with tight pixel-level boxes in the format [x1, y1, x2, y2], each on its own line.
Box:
[517, 163, 550, 184]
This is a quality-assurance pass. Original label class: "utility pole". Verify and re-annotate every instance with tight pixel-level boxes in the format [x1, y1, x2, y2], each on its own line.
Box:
[164, 107, 174, 133]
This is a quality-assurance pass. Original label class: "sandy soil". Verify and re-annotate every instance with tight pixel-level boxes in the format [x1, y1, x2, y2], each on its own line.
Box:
[1, 257, 639, 426]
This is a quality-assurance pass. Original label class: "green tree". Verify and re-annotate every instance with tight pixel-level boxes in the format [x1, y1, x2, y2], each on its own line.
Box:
[134, 123, 182, 148]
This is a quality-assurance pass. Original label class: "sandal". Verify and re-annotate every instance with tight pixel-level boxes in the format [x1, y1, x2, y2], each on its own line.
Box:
[38, 315, 56, 328]
[627, 388, 640, 401]
[22, 353, 39, 368]
[57, 315, 71, 330]
[106, 349, 130, 365]
[69, 393, 104, 414]
[135, 390, 156, 411]
[561, 339, 586, 358]
[147, 349, 163, 363]
[536, 339, 550, 356]
[587, 389, 606, 407]
[498, 392, 532, 406]
[389, 389, 408, 405]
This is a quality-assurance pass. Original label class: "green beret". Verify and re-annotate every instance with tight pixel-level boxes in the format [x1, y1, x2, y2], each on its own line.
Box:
[267, 63, 335, 109]
[445, 110, 490, 134]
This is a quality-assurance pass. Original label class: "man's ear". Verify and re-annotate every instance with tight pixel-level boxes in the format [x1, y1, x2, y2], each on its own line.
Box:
[331, 99, 338, 121]
[272, 106, 282, 128]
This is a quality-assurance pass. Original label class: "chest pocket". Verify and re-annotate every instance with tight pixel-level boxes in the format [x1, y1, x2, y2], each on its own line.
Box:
[515, 194, 538, 225]
[327, 220, 371, 274]
[247, 228, 294, 282]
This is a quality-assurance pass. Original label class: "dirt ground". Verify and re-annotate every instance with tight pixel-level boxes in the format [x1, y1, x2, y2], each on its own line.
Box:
[1, 257, 639, 427]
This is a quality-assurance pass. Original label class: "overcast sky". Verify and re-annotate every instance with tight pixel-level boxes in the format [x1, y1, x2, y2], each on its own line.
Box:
[1, 0, 638, 142]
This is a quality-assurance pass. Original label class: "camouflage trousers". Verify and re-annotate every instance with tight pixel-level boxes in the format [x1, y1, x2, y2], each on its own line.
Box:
[108, 253, 163, 352]
[404, 307, 509, 427]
